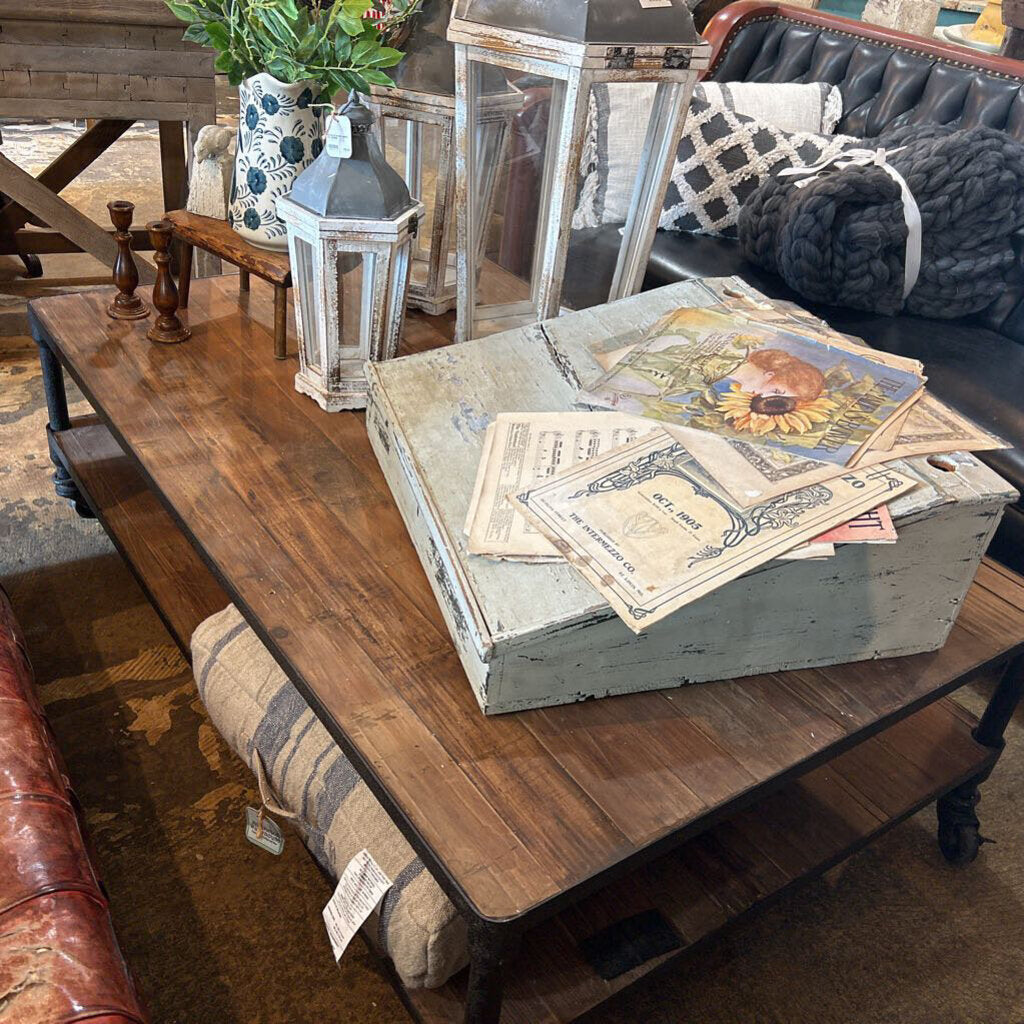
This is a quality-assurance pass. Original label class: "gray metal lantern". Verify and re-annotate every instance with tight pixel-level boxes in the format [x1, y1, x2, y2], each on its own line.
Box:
[447, 0, 710, 343]
[369, 0, 519, 316]
[278, 96, 424, 412]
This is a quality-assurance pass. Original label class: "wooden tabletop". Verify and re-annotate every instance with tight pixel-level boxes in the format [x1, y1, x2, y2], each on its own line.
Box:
[28, 277, 1024, 926]
[165, 210, 292, 286]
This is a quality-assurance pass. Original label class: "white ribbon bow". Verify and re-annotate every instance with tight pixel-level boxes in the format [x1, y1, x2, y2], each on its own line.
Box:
[778, 146, 922, 303]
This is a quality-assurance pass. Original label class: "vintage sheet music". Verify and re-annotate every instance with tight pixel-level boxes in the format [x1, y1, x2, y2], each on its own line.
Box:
[855, 393, 1009, 466]
[464, 412, 657, 561]
[512, 431, 917, 633]
[587, 309, 1000, 507]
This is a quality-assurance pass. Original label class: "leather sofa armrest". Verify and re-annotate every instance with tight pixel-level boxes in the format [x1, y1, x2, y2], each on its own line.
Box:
[0, 588, 150, 1024]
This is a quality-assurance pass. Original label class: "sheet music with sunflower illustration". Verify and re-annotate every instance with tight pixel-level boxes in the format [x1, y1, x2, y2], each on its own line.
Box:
[512, 431, 918, 633]
[577, 307, 925, 467]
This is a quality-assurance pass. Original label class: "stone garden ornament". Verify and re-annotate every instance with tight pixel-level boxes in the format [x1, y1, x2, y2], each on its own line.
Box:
[186, 124, 235, 275]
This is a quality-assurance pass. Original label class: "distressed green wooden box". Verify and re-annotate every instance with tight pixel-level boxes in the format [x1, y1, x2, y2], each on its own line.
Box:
[366, 279, 1017, 715]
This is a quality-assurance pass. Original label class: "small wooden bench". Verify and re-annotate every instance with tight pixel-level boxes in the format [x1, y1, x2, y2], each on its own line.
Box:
[166, 208, 293, 359]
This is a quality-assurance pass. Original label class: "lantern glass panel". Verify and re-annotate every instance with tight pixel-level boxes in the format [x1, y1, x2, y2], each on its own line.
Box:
[562, 82, 660, 307]
[467, 58, 565, 336]
[335, 248, 373, 353]
[292, 235, 319, 371]
[385, 241, 411, 360]
[380, 115, 446, 290]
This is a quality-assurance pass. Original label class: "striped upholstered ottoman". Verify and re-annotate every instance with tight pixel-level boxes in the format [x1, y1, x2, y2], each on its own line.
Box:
[191, 605, 467, 989]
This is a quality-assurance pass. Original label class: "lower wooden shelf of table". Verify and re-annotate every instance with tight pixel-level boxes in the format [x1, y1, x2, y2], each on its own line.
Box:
[48, 412, 1008, 1024]
[52, 418, 228, 653]
[410, 699, 993, 1024]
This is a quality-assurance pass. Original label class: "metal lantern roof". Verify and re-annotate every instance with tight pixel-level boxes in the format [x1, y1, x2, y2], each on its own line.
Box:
[387, 0, 510, 98]
[390, 0, 456, 96]
[288, 95, 416, 221]
[449, 0, 700, 47]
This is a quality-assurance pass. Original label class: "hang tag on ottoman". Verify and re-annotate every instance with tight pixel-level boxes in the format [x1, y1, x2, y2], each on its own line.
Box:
[245, 806, 284, 856]
[322, 848, 392, 961]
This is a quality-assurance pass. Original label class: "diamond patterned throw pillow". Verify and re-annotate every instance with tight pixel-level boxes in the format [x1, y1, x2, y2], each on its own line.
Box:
[660, 96, 857, 238]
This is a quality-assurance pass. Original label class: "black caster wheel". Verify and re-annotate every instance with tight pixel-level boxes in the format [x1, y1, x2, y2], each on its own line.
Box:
[19, 253, 42, 278]
[73, 498, 96, 519]
[938, 821, 983, 865]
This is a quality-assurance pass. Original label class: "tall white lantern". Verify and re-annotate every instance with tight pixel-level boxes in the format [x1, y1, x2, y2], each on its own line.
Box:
[368, 0, 458, 315]
[369, 0, 520, 316]
[279, 95, 424, 412]
[447, 0, 710, 342]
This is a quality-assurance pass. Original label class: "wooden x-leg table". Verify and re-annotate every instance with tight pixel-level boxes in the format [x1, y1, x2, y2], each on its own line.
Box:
[0, 1, 216, 279]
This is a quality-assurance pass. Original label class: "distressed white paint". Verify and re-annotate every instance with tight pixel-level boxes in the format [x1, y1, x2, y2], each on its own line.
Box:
[366, 278, 1018, 714]
[278, 197, 422, 412]
[449, 17, 710, 344]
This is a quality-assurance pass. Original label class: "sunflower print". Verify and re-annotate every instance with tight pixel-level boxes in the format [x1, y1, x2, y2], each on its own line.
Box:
[717, 383, 837, 436]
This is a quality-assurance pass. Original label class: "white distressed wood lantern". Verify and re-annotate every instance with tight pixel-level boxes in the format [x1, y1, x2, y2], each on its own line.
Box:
[368, 0, 458, 315]
[447, 0, 710, 343]
[369, 0, 520, 316]
[278, 95, 424, 412]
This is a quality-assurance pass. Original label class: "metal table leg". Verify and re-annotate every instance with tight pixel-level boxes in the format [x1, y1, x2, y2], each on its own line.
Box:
[464, 919, 520, 1024]
[937, 651, 1024, 864]
[32, 334, 93, 518]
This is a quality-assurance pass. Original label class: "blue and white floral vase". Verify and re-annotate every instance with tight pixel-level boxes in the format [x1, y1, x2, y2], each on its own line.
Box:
[229, 73, 327, 250]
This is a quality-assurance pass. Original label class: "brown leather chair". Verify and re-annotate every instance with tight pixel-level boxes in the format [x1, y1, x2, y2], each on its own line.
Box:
[0, 585, 149, 1024]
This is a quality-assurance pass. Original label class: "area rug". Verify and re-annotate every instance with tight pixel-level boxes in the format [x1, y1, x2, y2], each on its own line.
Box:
[2, 331, 1023, 1024]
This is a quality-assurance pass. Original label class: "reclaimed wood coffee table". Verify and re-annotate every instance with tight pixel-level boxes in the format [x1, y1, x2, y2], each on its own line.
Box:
[29, 276, 1024, 1024]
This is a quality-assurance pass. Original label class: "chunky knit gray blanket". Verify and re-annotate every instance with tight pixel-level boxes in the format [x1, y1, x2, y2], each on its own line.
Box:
[737, 124, 1024, 318]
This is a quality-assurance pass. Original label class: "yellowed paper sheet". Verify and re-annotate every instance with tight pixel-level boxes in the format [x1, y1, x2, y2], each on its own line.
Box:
[855, 392, 1010, 466]
[847, 386, 926, 464]
[464, 412, 657, 561]
[779, 541, 835, 560]
[660, 423, 854, 507]
[512, 431, 917, 633]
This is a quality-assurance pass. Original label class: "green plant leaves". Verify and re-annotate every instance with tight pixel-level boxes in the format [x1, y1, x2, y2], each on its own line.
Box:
[165, 1, 199, 20]
[163, 0, 422, 93]
[361, 69, 395, 85]
[204, 20, 231, 49]
[363, 45, 403, 67]
[182, 22, 210, 43]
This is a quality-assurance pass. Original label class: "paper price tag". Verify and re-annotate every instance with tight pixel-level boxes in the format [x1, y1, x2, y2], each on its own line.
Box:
[326, 114, 353, 160]
[322, 849, 392, 961]
[245, 806, 284, 856]
[638, 0, 672, 7]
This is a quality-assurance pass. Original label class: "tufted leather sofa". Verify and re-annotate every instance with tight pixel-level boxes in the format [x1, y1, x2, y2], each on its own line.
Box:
[0, 585, 149, 1024]
[560, 1, 1024, 573]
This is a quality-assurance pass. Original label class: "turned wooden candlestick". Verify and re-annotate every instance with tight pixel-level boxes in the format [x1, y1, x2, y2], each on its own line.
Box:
[107, 200, 149, 321]
[146, 220, 191, 344]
